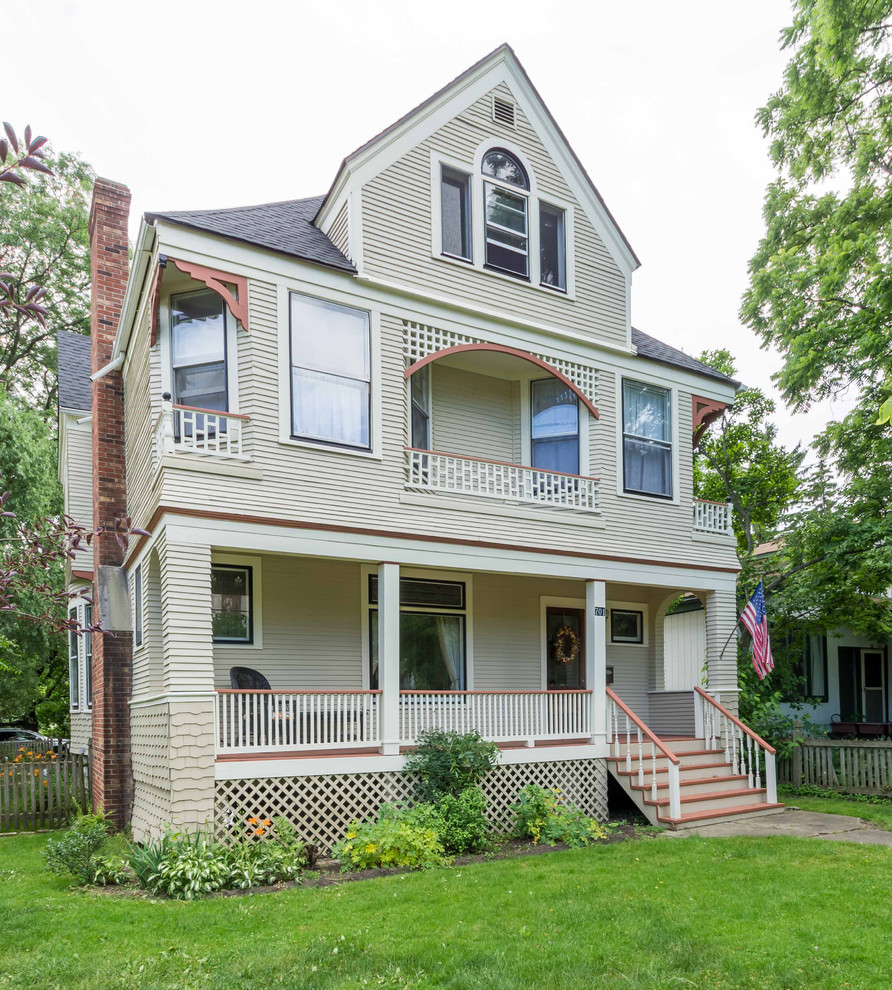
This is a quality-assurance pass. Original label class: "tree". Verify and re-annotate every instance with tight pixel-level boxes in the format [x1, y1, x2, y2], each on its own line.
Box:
[694, 349, 804, 557]
[0, 145, 92, 411]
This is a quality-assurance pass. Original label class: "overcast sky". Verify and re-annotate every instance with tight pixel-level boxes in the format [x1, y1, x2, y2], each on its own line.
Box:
[6, 0, 851, 452]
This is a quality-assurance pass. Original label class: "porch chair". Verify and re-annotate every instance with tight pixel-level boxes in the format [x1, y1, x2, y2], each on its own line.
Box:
[229, 667, 275, 748]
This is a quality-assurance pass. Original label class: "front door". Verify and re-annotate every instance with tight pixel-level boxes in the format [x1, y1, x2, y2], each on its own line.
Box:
[546, 607, 585, 689]
[862, 649, 886, 722]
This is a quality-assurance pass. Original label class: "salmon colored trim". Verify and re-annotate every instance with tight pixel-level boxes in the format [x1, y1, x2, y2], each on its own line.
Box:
[607, 686, 680, 764]
[399, 689, 591, 696]
[694, 686, 776, 754]
[72, 569, 94, 582]
[693, 497, 731, 508]
[170, 258, 250, 332]
[692, 396, 727, 449]
[405, 343, 599, 420]
[216, 688, 381, 695]
[125, 504, 742, 575]
[172, 403, 251, 421]
[405, 446, 600, 482]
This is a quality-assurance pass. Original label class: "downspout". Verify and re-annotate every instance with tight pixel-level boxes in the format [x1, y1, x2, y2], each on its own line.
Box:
[90, 354, 125, 382]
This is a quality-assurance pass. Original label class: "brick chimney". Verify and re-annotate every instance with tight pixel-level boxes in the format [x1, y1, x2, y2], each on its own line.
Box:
[89, 178, 133, 826]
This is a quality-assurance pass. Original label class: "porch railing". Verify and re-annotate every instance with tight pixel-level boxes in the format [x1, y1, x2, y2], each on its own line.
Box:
[155, 398, 249, 461]
[215, 690, 381, 754]
[694, 687, 777, 803]
[399, 689, 592, 744]
[692, 498, 733, 536]
[405, 447, 600, 512]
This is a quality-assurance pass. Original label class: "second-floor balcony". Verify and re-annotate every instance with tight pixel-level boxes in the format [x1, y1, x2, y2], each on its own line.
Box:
[154, 397, 249, 462]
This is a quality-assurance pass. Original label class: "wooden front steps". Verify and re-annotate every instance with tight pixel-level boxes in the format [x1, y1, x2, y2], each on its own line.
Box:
[607, 735, 784, 831]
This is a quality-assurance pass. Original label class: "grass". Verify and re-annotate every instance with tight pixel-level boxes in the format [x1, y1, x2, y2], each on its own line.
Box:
[780, 786, 892, 830]
[1, 831, 891, 989]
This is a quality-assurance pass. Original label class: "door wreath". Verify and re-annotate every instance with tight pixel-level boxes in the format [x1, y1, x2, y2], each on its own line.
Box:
[552, 625, 580, 666]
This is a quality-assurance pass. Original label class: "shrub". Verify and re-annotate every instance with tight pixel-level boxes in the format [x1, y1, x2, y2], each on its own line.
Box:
[145, 835, 231, 900]
[43, 811, 110, 884]
[511, 785, 606, 848]
[333, 804, 449, 871]
[404, 730, 499, 800]
[92, 855, 132, 886]
[435, 788, 491, 853]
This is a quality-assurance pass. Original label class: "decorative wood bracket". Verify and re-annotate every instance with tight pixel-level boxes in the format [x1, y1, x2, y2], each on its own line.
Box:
[692, 396, 728, 449]
[148, 256, 250, 346]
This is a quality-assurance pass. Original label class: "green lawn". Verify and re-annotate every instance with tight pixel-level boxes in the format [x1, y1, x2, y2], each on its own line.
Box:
[780, 787, 892, 830]
[1, 832, 891, 990]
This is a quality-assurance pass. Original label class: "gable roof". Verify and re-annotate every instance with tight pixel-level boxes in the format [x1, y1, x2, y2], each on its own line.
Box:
[145, 196, 356, 274]
[57, 330, 92, 412]
[631, 328, 739, 387]
[317, 43, 640, 272]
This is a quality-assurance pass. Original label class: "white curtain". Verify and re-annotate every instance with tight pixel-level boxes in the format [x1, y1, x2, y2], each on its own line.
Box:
[436, 616, 464, 690]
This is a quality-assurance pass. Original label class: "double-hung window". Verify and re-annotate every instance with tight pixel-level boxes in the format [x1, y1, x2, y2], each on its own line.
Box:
[84, 604, 92, 709]
[410, 366, 431, 449]
[440, 166, 472, 261]
[290, 293, 371, 450]
[368, 577, 466, 691]
[539, 202, 566, 290]
[482, 149, 529, 278]
[212, 564, 253, 643]
[171, 289, 228, 413]
[531, 378, 579, 475]
[68, 612, 79, 710]
[622, 380, 672, 498]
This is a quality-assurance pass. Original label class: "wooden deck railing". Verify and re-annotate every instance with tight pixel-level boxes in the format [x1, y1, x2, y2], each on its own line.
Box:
[155, 398, 249, 461]
[692, 498, 733, 536]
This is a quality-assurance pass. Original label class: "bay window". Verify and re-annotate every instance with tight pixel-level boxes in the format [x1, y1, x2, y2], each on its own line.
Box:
[531, 378, 579, 474]
[482, 149, 529, 278]
[290, 293, 371, 450]
[368, 577, 466, 691]
[440, 166, 472, 260]
[171, 289, 228, 413]
[622, 380, 672, 498]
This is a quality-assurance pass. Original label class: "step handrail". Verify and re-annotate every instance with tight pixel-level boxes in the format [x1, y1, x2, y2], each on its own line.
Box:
[693, 687, 775, 755]
[607, 686, 680, 764]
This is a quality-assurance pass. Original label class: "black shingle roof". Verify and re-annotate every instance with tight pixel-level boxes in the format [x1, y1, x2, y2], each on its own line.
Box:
[57, 330, 92, 411]
[146, 196, 355, 274]
[631, 327, 738, 387]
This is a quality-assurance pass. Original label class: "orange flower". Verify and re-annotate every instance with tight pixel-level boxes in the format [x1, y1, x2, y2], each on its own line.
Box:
[254, 827, 266, 836]
[262, 819, 271, 826]
[247, 816, 258, 825]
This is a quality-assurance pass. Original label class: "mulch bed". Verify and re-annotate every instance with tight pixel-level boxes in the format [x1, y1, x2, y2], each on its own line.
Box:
[89, 817, 652, 900]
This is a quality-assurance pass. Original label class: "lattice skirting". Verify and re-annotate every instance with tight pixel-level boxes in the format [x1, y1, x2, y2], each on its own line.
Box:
[214, 758, 607, 851]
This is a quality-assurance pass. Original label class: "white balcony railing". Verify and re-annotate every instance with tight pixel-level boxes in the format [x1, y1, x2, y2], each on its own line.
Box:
[692, 498, 733, 536]
[155, 398, 249, 462]
[400, 690, 592, 745]
[216, 690, 381, 754]
[405, 447, 599, 512]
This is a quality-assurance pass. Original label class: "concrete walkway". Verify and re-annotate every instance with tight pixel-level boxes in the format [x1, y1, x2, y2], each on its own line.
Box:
[660, 808, 892, 846]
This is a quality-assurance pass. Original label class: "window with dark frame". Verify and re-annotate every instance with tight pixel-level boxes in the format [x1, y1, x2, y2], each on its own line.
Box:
[440, 166, 472, 260]
[134, 565, 143, 648]
[622, 380, 672, 498]
[610, 608, 644, 644]
[482, 149, 530, 278]
[531, 378, 579, 475]
[410, 366, 431, 449]
[289, 292, 371, 450]
[212, 565, 253, 644]
[539, 202, 566, 290]
[170, 289, 228, 413]
[368, 576, 466, 691]
[784, 632, 829, 703]
[68, 610, 79, 710]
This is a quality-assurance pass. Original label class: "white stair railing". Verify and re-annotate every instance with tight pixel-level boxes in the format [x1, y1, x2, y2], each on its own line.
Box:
[694, 686, 777, 803]
[692, 499, 733, 536]
[607, 686, 681, 819]
[405, 447, 599, 512]
[399, 690, 591, 745]
[216, 690, 381, 753]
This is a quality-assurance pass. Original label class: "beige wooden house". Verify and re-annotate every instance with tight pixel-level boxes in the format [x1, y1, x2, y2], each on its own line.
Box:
[58, 45, 781, 845]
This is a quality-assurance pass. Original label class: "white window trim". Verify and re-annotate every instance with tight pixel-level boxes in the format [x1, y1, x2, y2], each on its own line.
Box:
[360, 564, 474, 691]
[276, 284, 383, 460]
[608, 600, 650, 648]
[539, 596, 585, 690]
[615, 376, 679, 505]
[158, 285, 240, 415]
[429, 144, 576, 301]
[68, 606, 80, 712]
[67, 595, 92, 713]
[407, 362, 433, 450]
[133, 564, 144, 650]
[519, 372, 590, 477]
[212, 552, 264, 650]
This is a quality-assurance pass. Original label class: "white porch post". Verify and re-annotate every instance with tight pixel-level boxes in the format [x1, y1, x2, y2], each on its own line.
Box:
[586, 579, 607, 745]
[378, 562, 400, 755]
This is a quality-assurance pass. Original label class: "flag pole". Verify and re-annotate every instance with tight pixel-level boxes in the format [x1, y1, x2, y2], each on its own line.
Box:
[718, 615, 742, 659]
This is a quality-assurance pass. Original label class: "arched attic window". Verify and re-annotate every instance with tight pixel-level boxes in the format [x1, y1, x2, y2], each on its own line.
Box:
[482, 148, 530, 278]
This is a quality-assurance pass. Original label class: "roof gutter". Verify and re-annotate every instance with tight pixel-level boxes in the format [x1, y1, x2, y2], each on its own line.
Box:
[109, 220, 158, 365]
[90, 354, 124, 382]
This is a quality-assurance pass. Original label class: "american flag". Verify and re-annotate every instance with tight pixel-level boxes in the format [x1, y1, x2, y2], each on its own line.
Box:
[740, 580, 774, 680]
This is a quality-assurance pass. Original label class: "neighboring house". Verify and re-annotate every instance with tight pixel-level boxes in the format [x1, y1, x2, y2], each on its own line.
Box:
[57, 44, 782, 843]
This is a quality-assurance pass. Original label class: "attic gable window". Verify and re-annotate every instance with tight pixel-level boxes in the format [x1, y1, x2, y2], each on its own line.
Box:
[482, 149, 529, 279]
[440, 165, 472, 261]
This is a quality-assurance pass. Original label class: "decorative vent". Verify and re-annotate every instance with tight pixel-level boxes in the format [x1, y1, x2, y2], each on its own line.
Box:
[492, 96, 516, 127]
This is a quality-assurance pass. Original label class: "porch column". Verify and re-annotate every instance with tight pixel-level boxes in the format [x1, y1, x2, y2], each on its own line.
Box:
[377, 562, 401, 755]
[705, 586, 739, 714]
[585, 579, 607, 745]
